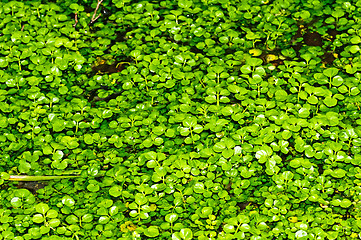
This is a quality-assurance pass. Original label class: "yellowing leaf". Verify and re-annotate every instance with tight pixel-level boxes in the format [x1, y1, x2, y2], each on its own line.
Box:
[351, 233, 358, 238]
[127, 222, 137, 231]
[265, 54, 278, 62]
[150, 204, 157, 211]
[249, 49, 262, 56]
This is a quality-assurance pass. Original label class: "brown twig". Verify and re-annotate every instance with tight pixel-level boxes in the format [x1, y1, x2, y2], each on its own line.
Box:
[73, 12, 78, 28]
[90, 0, 104, 25]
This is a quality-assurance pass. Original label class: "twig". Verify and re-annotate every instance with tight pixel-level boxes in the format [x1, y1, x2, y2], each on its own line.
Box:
[73, 12, 78, 28]
[90, 0, 104, 25]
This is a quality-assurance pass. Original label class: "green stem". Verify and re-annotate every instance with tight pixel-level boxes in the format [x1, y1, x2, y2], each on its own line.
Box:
[235, 222, 242, 234]
[242, 104, 248, 114]
[8, 175, 81, 181]
[297, 84, 302, 102]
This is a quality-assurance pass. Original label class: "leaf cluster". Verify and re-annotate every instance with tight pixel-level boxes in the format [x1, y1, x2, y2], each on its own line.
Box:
[0, 0, 361, 239]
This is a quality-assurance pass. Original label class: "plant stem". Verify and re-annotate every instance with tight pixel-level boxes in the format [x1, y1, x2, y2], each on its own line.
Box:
[90, 0, 104, 25]
[73, 12, 78, 28]
[8, 175, 81, 181]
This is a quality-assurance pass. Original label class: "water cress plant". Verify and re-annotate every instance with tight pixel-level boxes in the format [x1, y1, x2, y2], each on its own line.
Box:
[0, 0, 361, 239]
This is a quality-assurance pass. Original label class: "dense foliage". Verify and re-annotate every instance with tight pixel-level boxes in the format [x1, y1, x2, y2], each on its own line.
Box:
[0, 0, 361, 239]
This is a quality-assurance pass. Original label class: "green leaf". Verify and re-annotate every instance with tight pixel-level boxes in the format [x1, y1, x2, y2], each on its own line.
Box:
[32, 214, 45, 223]
[194, 27, 205, 37]
[219, 36, 229, 43]
[0, 58, 8, 68]
[35, 203, 49, 215]
[59, 86, 68, 95]
[52, 150, 64, 160]
[193, 182, 205, 193]
[84, 134, 94, 145]
[221, 106, 233, 116]
[82, 214, 93, 223]
[307, 95, 318, 104]
[331, 76, 343, 86]
[87, 182, 100, 192]
[46, 209, 58, 218]
[183, 117, 197, 127]
[201, 207, 213, 216]
[223, 224, 235, 233]
[165, 213, 179, 223]
[213, 142, 225, 152]
[282, 130, 292, 140]
[326, 111, 340, 126]
[179, 228, 193, 240]
[144, 226, 160, 237]
[323, 68, 338, 78]
[109, 185, 122, 197]
[48, 219, 61, 228]
[18, 160, 31, 173]
[330, 168, 346, 178]
[298, 107, 310, 118]
[66, 215, 79, 224]
[222, 149, 234, 158]
[324, 96, 337, 107]
[61, 196, 75, 207]
[290, 158, 301, 168]
[57, 14, 68, 21]
[295, 230, 308, 239]
[255, 146, 272, 163]
[135, 193, 147, 205]
[350, 45, 360, 54]
[275, 90, 288, 101]
[102, 110, 113, 118]
[340, 199, 352, 208]
[11, 197, 22, 208]
[247, 58, 263, 67]
[178, 0, 192, 9]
